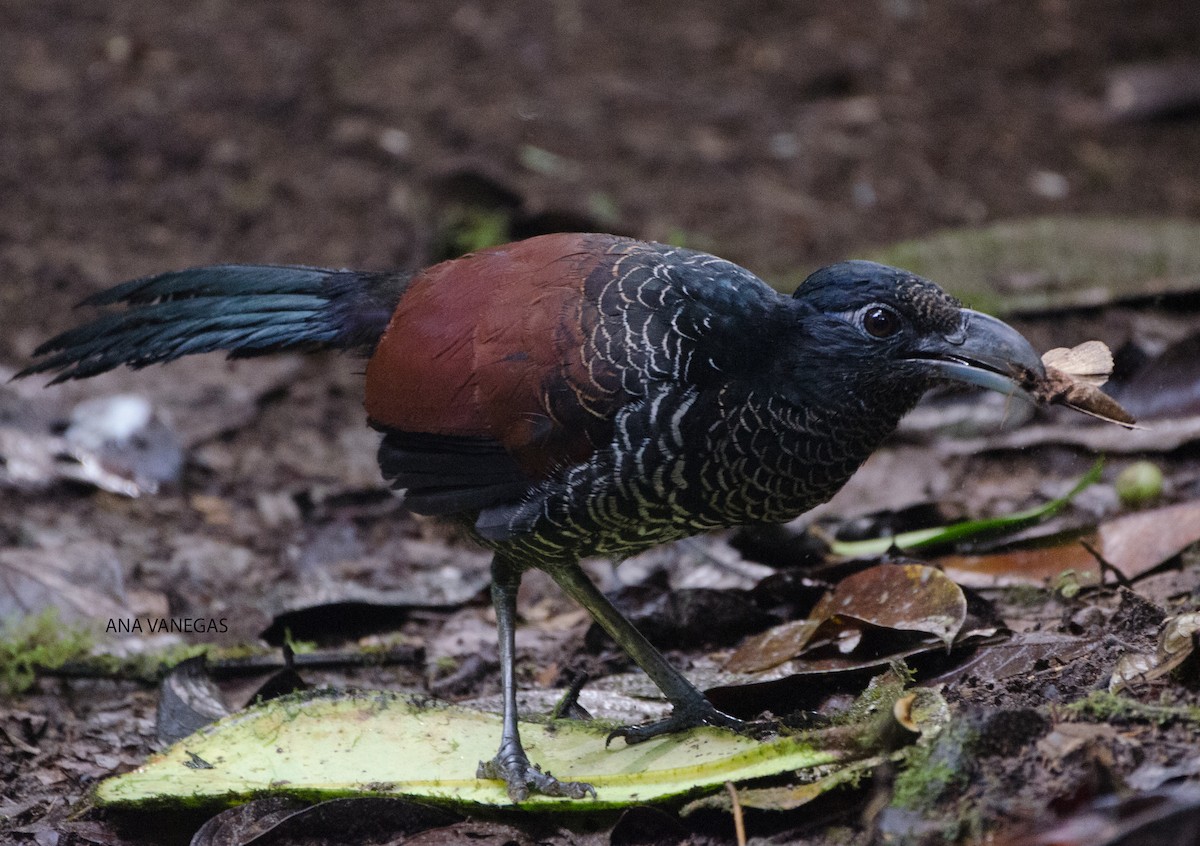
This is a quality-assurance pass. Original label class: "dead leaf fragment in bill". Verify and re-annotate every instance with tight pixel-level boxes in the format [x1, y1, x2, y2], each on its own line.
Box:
[1023, 340, 1139, 427]
[1042, 341, 1114, 386]
[1038, 369, 1139, 427]
[725, 564, 967, 673]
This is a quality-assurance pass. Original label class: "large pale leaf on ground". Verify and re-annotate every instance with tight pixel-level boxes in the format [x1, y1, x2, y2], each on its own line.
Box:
[95, 689, 890, 811]
[864, 217, 1200, 315]
[684, 683, 950, 813]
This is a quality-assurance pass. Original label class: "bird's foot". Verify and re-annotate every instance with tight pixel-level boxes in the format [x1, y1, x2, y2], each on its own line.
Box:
[477, 752, 597, 802]
[607, 698, 743, 746]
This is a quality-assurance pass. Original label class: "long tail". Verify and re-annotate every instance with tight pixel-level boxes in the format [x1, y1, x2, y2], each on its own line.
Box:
[18, 264, 411, 384]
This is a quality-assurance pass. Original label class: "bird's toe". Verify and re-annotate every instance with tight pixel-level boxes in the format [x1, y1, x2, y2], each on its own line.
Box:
[477, 755, 596, 802]
[607, 700, 742, 746]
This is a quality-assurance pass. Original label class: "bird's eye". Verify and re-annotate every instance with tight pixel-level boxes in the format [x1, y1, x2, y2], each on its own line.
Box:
[862, 306, 901, 339]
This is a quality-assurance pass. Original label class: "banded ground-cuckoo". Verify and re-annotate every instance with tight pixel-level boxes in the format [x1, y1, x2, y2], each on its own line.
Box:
[21, 233, 1047, 800]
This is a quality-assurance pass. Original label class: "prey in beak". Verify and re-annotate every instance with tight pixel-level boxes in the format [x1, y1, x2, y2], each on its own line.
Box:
[908, 309, 1046, 399]
[907, 308, 1137, 427]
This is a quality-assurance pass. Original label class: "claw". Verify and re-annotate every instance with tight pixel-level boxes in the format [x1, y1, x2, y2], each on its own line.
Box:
[607, 699, 742, 747]
[477, 754, 596, 802]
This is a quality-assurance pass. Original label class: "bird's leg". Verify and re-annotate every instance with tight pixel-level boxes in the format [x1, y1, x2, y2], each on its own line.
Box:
[546, 559, 742, 745]
[476, 554, 596, 802]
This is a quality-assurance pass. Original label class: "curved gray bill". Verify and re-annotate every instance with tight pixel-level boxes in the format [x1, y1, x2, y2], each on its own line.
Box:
[909, 309, 1045, 398]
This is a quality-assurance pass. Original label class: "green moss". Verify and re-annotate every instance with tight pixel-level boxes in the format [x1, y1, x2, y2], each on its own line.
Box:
[890, 713, 979, 815]
[1053, 569, 1083, 600]
[891, 742, 962, 812]
[663, 228, 716, 253]
[437, 207, 512, 257]
[1002, 583, 1055, 608]
[120, 643, 211, 681]
[0, 614, 288, 692]
[45, 640, 210, 685]
[1064, 691, 1200, 726]
[889, 724, 991, 844]
[0, 609, 95, 694]
[840, 664, 911, 734]
[280, 629, 318, 656]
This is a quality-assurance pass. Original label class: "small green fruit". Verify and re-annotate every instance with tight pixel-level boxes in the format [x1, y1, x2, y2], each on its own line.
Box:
[1115, 461, 1164, 507]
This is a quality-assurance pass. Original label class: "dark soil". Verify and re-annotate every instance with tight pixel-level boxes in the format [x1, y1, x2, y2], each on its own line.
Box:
[3, 2, 1200, 845]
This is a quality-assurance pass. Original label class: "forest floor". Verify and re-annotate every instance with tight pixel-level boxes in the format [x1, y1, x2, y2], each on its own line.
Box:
[3, 2, 1200, 844]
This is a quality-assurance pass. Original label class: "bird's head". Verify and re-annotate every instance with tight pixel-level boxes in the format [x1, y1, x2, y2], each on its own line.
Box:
[781, 260, 1044, 413]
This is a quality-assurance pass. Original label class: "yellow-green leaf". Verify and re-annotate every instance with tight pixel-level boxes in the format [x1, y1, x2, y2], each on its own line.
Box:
[96, 690, 856, 811]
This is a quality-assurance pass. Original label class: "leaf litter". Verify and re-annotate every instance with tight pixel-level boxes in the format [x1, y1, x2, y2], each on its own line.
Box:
[1110, 611, 1200, 694]
[725, 564, 968, 674]
[7, 224, 1200, 844]
[938, 498, 1200, 589]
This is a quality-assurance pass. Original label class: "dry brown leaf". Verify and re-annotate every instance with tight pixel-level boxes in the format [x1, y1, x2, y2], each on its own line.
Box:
[938, 544, 1102, 589]
[893, 693, 920, 732]
[1041, 340, 1113, 386]
[1111, 611, 1200, 693]
[1039, 367, 1140, 428]
[725, 564, 966, 673]
[1097, 500, 1200, 580]
[937, 500, 1200, 589]
[928, 633, 1093, 687]
[0, 542, 131, 624]
[1041, 340, 1114, 386]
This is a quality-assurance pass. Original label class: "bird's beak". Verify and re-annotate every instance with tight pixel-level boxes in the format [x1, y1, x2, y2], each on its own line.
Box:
[907, 309, 1045, 397]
